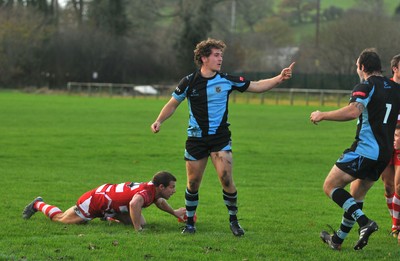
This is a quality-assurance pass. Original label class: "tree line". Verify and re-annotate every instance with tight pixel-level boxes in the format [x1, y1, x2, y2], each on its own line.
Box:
[0, 0, 400, 89]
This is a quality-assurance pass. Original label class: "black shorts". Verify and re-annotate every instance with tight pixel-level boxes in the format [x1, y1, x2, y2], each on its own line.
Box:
[184, 132, 232, 161]
[335, 150, 388, 181]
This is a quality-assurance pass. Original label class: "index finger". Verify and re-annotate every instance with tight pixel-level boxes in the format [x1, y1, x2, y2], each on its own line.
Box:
[288, 62, 295, 70]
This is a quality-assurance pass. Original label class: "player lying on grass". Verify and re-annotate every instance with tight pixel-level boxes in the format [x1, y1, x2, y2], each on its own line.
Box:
[22, 171, 186, 231]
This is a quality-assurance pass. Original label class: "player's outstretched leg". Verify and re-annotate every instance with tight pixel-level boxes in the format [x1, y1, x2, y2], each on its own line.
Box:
[22, 197, 43, 219]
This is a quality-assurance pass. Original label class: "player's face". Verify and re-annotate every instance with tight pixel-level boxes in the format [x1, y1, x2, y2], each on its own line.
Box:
[393, 62, 400, 83]
[202, 48, 223, 72]
[161, 181, 176, 199]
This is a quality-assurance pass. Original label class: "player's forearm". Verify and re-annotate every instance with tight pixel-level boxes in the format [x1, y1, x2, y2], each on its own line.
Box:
[248, 62, 294, 93]
[129, 206, 143, 231]
[156, 198, 176, 217]
[249, 76, 283, 93]
[131, 216, 142, 231]
[322, 105, 361, 121]
[155, 98, 181, 126]
[155, 106, 176, 124]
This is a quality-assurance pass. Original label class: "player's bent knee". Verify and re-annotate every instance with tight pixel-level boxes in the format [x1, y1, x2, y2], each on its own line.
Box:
[322, 182, 332, 197]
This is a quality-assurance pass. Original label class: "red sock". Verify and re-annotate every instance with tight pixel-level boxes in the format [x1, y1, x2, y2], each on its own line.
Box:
[386, 194, 394, 217]
[393, 193, 400, 231]
[35, 201, 62, 219]
[385, 194, 396, 231]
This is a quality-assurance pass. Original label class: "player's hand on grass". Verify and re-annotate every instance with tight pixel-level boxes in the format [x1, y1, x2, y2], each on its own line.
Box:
[106, 217, 120, 224]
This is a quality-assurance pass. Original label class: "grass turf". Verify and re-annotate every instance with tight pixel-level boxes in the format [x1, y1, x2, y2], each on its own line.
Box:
[0, 91, 399, 260]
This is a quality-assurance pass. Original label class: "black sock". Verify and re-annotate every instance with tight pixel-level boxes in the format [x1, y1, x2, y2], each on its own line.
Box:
[185, 188, 198, 226]
[223, 190, 238, 222]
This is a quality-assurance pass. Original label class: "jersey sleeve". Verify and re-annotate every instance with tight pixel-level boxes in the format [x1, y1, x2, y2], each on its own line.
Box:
[136, 188, 155, 208]
[224, 74, 251, 93]
[349, 83, 372, 107]
[172, 75, 191, 102]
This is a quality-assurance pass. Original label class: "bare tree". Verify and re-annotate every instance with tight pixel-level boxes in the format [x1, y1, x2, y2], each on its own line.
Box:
[236, 0, 274, 32]
[0, 7, 55, 86]
[173, 0, 222, 73]
[279, 0, 318, 25]
[86, 0, 130, 37]
[297, 11, 399, 76]
[70, 0, 84, 26]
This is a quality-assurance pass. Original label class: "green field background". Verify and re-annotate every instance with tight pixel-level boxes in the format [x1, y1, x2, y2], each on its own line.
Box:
[0, 91, 399, 260]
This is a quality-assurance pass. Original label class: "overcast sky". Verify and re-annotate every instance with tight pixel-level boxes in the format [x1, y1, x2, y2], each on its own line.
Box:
[59, 0, 66, 7]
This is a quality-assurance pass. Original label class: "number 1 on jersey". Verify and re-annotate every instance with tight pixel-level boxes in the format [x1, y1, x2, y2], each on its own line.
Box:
[383, 103, 392, 124]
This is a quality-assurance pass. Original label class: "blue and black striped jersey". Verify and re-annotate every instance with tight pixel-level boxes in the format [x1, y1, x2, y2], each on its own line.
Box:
[349, 76, 400, 161]
[173, 71, 250, 138]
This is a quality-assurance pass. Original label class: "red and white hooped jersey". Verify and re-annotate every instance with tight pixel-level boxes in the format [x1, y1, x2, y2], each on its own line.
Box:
[76, 181, 156, 219]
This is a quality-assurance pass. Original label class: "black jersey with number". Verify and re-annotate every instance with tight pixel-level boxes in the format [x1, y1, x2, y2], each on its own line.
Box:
[349, 76, 400, 161]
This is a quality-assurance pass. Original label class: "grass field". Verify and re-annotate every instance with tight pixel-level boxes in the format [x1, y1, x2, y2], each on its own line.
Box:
[1, 91, 399, 260]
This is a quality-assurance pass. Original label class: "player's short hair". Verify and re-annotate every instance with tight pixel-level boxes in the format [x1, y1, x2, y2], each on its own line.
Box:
[152, 171, 176, 187]
[390, 54, 400, 75]
[358, 48, 382, 74]
[193, 38, 226, 68]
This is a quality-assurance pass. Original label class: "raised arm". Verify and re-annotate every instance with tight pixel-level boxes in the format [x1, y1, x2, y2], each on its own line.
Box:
[151, 97, 181, 133]
[246, 62, 295, 93]
[310, 102, 364, 125]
